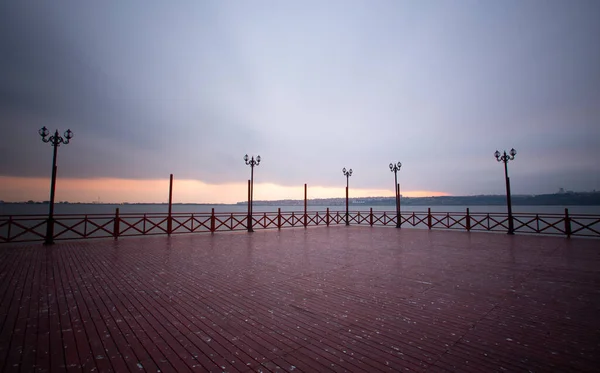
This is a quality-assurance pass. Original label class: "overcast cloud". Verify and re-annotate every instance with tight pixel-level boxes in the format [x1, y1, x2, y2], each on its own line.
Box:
[1, 0, 599, 195]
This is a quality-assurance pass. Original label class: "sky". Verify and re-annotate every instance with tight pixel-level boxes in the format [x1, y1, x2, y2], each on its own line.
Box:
[1, 1, 599, 203]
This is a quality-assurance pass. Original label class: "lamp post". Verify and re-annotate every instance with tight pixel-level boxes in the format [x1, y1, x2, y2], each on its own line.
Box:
[342, 167, 352, 226]
[244, 154, 261, 232]
[495, 148, 517, 235]
[39, 126, 73, 245]
[389, 162, 402, 228]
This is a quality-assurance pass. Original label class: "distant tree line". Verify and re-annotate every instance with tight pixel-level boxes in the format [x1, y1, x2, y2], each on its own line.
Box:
[240, 192, 600, 206]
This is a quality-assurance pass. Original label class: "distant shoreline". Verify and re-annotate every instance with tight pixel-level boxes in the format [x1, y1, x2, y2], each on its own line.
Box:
[3, 192, 599, 206]
[242, 192, 600, 206]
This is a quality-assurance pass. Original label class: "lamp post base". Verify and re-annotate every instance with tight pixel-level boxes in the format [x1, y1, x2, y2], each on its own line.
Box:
[44, 218, 55, 245]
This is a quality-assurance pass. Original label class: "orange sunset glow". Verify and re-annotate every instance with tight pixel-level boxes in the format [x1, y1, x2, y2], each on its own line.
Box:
[0, 176, 450, 204]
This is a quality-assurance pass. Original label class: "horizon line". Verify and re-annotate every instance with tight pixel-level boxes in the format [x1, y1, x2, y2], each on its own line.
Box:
[3, 191, 598, 205]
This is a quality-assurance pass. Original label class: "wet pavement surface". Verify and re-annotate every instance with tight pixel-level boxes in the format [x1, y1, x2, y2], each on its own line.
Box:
[1, 226, 599, 372]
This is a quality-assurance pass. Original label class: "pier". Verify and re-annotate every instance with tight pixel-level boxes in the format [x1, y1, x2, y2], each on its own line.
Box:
[1, 227, 599, 371]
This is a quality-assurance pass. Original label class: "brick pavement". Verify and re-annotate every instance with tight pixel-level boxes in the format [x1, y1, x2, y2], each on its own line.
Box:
[1, 227, 599, 372]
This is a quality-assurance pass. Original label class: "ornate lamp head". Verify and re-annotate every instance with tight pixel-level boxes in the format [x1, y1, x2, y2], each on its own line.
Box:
[39, 126, 49, 138]
[62, 129, 74, 144]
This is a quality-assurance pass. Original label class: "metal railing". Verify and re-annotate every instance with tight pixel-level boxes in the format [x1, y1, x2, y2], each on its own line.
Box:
[1, 207, 598, 243]
[376, 208, 599, 237]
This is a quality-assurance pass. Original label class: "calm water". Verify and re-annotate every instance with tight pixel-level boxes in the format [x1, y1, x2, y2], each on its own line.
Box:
[1, 203, 599, 216]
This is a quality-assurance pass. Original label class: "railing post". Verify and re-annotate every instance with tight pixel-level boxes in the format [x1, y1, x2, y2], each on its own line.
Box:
[210, 208, 215, 233]
[291, 212, 295, 227]
[427, 208, 432, 229]
[304, 183, 308, 228]
[247, 179, 253, 232]
[263, 212, 267, 229]
[397, 183, 402, 228]
[278, 208, 282, 229]
[466, 208, 471, 231]
[370, 208, 373, 226]
[113, 208, 120, 239]
[191, 213, 194, 232]
[7, 216, 12, 242]
[345, 187, 349, 226]
[167, 173, 173, 235]
[565, 208, 571, 238]
[326, 208, 330, 226]
[357, 211, 361, 224]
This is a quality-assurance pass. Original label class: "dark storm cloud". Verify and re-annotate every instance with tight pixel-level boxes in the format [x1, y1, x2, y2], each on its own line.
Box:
[0, 2, 165, 176]
[0, 1, 263, 182]
[1, 1, 599, 194]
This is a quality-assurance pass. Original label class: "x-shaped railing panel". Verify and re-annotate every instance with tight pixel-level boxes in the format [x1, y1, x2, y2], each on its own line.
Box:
[352, 212, 370, 225]
[512, 215, 541, 233]
[371, 212, 394, 226]
[429, 213, 467, 229]
[280, 213, 302, 227]
[54, 217, 113, 239]
[534, 216, 566, 234]
[445, 214, 467, 229]
[469, 214, 509, 231]
[254, 213, 278, 229]
[405, 213, 428, 227]
[1, 218, 46, 242]
[306, 213, 320, 226]
[190, 215, 212, 232]
[229, 215, 248, 230]
[82, 217, 114, 237]
[120, 216, 168, 235]
[571, 217, 600, 236]
[171, 216, 195, 233]
[348, 212, 360, 224]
